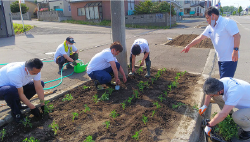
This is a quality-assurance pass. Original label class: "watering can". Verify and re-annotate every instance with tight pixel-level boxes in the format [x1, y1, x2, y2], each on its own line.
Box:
[74, 62, 88, 73]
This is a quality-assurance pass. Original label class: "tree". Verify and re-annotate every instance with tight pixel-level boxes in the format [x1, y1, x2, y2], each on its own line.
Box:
[10, 1, 29, 14]
[238, 6, 243, 16]
[220, 8, 223, 15]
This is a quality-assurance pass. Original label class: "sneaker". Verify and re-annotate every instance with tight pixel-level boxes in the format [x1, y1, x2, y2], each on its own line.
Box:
[66, 64, 73, 69]
[11, 112, 25, 123]
[129, 72, 134, 75]
[239, 130, 250, 140]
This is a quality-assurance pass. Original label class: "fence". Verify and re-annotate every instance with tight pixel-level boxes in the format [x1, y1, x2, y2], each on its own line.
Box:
[12, 12, 31, 20]
[37, 11, 71, 22]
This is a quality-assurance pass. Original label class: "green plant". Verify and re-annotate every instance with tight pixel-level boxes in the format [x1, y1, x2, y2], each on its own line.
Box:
[168, 85, 172, 91]
[22, 136, 39, 142]
[103, 120, 110, 129]
[137, 81, 145, 92]
[127, 95, 134, 104]
[143, 81, 150, 88]
[164, 91, 168, 96]
[110, 110, 118, 119]
[106, 88, 114, 95]
[132, 130, 142, 140]
[62, 94, 73, 101]
[13, 23, 34, 34]
[151, 110, 156, 117]
[84, 135, 95, 142]
[151, 78, 156, 85]
[136, 67, 143, 75]
[154, 72, 161, 80]
[158, 94, 166, 102]
[92, 94, 99, 104]
[49, 121, 59, 135]
[133, 90, 139, 98]
[72, 112, 79, 122]
[11, 1, 29, 14]
[142, 114, 148, 125]
[192, 104, 199, 111]
[82, 104, 90, 113]
[0, 129, 6, 141]
[181, 71, 187, 76]
[172, 102, 185, 109]
[43, 100, 54, 114]
[21, 116, 32, 128]
[171, 81, 178, 88]
[163, 68, 167, 71]
[153, 101, 161, 109]
[99, 92, 109, 101]
[121, 100, 126, 110]
[83, 85, 90, 90]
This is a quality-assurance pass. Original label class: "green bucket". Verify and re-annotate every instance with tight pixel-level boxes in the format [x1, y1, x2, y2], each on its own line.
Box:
[74, 62, 88, 73]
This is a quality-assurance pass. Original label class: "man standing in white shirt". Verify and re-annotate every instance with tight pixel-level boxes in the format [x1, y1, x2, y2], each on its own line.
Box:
[0, 58, 45, 123]
[54, 36, 79, 72]
[200, 77, 250, 141]
[87, 42, 127, 90]
[129, 38, 151, 77]
[181, 7, 241, 78]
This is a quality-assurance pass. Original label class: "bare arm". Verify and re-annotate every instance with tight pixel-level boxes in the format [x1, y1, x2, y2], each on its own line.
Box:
[204, 95, 211, 106]
[17, 87, 35, 109]
[140, 52, 149, 66]
[232, 33, 241, 62]
[34, 80, 45, 106]
[118, 65, 127, 83]
[181, 34, 208, 53]
[208, 105, 234, 127]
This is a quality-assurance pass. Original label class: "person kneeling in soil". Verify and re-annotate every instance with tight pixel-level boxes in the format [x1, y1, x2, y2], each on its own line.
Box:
[200, 77, 250, 141]
[0, 58, 46, 123]
[54, 36, 79, 72]
[87, 42, 127, 90]
[129, 38, 151, 77]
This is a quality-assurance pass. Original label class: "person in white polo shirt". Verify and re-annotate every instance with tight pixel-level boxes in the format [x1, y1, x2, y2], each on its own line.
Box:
[129, 38, 151, 77]
[54, 36, 79, 72]
[200, 77, 250, 140]
[87, 42, 127, 90]
[0, 58, 45, 123]
[181, 7, 241, 79]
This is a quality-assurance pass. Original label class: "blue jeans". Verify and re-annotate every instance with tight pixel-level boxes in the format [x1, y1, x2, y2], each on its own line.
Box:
[88, 62, 120, 84]
[218, 61, 238, 79]
[0, 81, 44, 115]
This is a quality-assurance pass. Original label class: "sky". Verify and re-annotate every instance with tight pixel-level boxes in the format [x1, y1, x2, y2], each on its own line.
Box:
[215, 0, 250, 9]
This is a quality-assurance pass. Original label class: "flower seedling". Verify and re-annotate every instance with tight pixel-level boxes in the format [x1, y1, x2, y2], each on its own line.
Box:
[136, 67, 143, 75]
[49, 121, 59, 135]
[143, 81, 150, 88]
[142, 114, 148, 125]
[133, 90, 139, 99]
[92, 94, 99, 104]
[110, 110, 118, 119]
[138, 60, 142, 65]
[171, 81, 178, 88]
[137, 81, 145, 92]
[106, 88, 114, 95]
[84, 135, 95, 142]
[21, 116, 32, 128]
[82, 104, 90, 113]
[153, 101, 161, 109]
[151, 78, 156, 85]
[72, 112, 79, 122]
[181, 71, 187, 76]
[172, 102, 185, 109]
[99, 92, 109, 101]
[192, 104, 199, 111]
[158, 94, 166, 102]
[62, 94, 73, 101]
[132, 130, 142, 140]
[176, 72, 181, 77]
[0, 129, 6, 141]
[151, 110, 156, 117]
[168, 85, 172, 91]
[83, 85, 90, 90]
[22, 136, 39, 142]
[164, 91, 168, 96]
[43, 100, 54, 114]
[103, 120, 110, 129]
[163, 68, 167, 71]
[121, 100, 126, 110]
[127, 95, 134, 104]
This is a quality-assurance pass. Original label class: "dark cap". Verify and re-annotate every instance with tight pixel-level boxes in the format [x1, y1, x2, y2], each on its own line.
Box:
[66, 37, 75, 44]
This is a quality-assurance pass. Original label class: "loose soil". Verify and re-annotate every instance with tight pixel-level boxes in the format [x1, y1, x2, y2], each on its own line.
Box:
[166, 34, 213, 49]
[0, 68, 199, 142]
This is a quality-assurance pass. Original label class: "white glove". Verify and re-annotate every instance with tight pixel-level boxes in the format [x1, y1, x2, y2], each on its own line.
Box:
[199, 105, 207, 115]
[205, 126, 212, 136]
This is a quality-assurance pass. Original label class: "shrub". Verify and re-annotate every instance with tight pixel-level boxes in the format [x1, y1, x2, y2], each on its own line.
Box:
[10, 1, 29, 14]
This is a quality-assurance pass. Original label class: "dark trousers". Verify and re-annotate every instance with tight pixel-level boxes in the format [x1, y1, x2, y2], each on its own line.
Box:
[0, 81, 44, 115]
[130, 52, 150, 64]
[88, 62, 120, 84]
[56, 53, 78, 65]
[218, 61, 238, 79]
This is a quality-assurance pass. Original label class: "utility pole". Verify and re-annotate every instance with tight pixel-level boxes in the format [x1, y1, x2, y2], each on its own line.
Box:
[111, 0, 128, 76]
[207, 0, 209, 9]
[170, 0, 171, 28]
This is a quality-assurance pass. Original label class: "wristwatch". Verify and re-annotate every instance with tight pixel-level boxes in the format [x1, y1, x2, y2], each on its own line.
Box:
[234, 47, 239, 51]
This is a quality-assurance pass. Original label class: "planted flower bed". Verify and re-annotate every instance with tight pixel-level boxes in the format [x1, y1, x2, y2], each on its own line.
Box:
[0, 67, 199, 142]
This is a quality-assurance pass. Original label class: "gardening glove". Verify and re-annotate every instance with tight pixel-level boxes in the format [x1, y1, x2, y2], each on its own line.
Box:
[72, 61, 77, 66]
[31, 107, 41, 117]
[199, 105, 207, 116]
[204, 125, 212, 136]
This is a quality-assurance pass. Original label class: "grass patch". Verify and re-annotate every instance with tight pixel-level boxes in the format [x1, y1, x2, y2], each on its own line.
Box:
[13, 23, 34, 34]
[61, 20, 177, 29]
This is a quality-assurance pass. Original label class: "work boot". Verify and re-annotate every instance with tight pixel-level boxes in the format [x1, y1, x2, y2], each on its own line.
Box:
[58, 64, 64, 72]
[239, 130, 250, 140]
[145, 61, 151, 77]
[11, 111, 25, 123]
[94, 80, 104, 90]
[66, 63, 73, 69]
